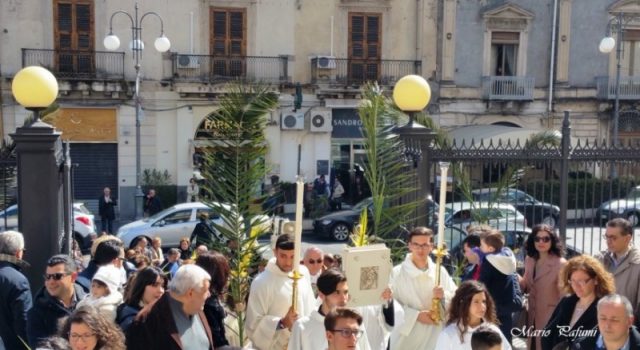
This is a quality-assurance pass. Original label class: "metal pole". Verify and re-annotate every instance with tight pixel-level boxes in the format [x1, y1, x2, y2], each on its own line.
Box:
[133, 3, 144, 219]
[558, 111, 571, 245]
[611, 12, 623, 179]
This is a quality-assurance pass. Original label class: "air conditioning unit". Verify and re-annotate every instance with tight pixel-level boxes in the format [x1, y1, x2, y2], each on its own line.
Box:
[281, 112, 305, 130]
[177, 55, 200, 69]
[309, 110, 332, 132]
[316, 55, 336, 69]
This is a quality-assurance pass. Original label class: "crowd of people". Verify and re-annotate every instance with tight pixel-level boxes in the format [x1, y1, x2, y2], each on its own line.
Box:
[1, 216, 640, 350]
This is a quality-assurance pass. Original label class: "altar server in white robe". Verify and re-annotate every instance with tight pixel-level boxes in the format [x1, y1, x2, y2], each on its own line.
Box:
[389, 227, 457, 350]
[246, 234, 316, 350]
[289, 269, 371, 350]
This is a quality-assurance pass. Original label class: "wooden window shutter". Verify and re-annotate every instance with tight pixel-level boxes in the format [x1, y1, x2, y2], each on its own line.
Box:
[492, 31, 519, 44]
[623, 29, 640, 42]
[211, 8, 246, 56]
[366, 15, 380, 59]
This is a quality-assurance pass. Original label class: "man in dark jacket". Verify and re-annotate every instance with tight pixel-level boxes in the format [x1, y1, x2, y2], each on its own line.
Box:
[572, 294, 639, 349]
[127, 264, 214, 349]
[27, 254, 87, 347]
[0, 231, 31, 350]
[98, 186, 117, 234]
[144, 188, 164, 217]
[190, 212, 219, 247]
[75, 238, 124, 293]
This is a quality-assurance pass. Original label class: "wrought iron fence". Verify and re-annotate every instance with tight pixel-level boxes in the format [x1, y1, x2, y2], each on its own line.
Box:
[22, 49, 125, 80]
[171, 54, 289, 83]
[425, 111, 640, 259]
[0, 159, 18, 230]
[310, 58, 421, 86]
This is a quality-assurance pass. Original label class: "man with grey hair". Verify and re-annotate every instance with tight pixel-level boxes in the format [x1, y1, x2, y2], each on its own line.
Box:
[303, 247, 325, 285]
[597, 218, 640, 327]
[127, 264, 215, 349]
[572, 294, 640, 349]
[0, 230, 31, 350]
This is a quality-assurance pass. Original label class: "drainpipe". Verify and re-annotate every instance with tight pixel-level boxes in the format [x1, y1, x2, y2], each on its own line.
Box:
[415, 0, 423, 61]
[547, 0, 559, 128]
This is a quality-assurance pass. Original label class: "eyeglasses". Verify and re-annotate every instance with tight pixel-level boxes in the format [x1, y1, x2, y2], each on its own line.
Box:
[410, 242, 432, 250]
[69, 333, 96, 342]
[534, 236, 551, 243]
[331, 328, 363, 339]
[568, 278, 592, 287]
[603, 234, 621, 242]
[44, 272, 70, 281]
[307, 259, 323, 264]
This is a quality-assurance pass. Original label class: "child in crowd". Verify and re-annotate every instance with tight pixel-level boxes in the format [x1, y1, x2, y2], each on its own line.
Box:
[477, 229, 523, 343]
[77, 264, 123, 321]
[435, 280, 511, 350]
[471, 325, 504, 350]
[461, 234, 483, 281]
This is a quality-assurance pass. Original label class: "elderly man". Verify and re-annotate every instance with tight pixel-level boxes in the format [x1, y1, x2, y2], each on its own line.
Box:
[597, 218, 640, 326]
[572, 294, 640, 349]
[127, 264, 214, 349]
[0, 231, 31, 350]
[245, 234, 316, 350]
[303, 247, 324, 293]
[27, 254, 86, 347]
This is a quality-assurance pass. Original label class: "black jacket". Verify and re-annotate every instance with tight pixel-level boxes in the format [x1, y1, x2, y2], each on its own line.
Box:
[98, 195, 117, 220]
[542, 294, 599, 350]
[126, 293, 213, 350]
[27, 283, 87, 347]
[144, 195, 163, 216]
[190, 221, 217, 247]
[0, 258, 32, 350]
[571, 326, 640, 349]
[203, 295, 229, 347]
[116, 303, 141, 332]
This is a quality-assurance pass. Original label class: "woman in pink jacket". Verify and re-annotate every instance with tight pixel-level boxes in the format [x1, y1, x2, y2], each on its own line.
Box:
[519, 224, 566, 350]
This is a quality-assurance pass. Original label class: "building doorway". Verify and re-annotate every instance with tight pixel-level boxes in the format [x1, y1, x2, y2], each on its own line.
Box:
[331, 140, 369, 205]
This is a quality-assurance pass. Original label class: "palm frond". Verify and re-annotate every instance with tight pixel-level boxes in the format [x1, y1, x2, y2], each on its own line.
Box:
[350, 208, 369, 247]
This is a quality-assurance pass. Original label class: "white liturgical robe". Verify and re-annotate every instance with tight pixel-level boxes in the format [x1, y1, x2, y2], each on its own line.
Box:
[389, 254, 457, 350]
[288, 309, 371, 350]
[245, 258, 316, 350]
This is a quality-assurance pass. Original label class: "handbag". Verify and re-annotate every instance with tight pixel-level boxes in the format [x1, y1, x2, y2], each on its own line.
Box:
[513, 293, 529, 329]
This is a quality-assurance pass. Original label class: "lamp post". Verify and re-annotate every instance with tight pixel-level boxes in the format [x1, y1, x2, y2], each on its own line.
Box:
[392, 75, 434, 228]
[11, 66, 64, 292]
[599, 12, 638, 177]
[104, 3, 170, 219]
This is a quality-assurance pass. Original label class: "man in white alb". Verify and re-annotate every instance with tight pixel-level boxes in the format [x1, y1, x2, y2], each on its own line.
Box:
[289, 269, 371, 350]
[302, 247, 324, 296]
[389, 227, 457, 350]
[245, 234, 316, 350]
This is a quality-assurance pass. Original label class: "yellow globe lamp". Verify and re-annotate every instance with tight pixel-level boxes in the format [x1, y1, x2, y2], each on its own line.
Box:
[12, 66, 58, 110]
[393, 75, 431, 112]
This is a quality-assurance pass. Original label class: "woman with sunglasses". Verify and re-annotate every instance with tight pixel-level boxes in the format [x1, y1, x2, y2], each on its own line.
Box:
[541, 255, 615, 349]
[518, 224, 566, 350]
[115, 266, 166, 332]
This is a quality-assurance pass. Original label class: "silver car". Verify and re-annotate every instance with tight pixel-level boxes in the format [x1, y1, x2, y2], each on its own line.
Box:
[444, 201, 531, 235]
[117, 202, 229, 248]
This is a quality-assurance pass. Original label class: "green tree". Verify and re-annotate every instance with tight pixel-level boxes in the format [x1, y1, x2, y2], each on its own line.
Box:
[198, 83, 279, 346]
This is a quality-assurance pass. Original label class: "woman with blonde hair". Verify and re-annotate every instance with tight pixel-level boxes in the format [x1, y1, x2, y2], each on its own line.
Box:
[60, 305, 125, 350]
[541, 255, 615, 349]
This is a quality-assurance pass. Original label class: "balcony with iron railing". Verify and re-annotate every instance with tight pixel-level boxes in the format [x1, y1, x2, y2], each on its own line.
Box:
[171, 54, 289, 83]
[481, 76, 535, 101]
[22, 49, 125, 80]
[310, 57, 421, 86]
[596, 76, 640, 100]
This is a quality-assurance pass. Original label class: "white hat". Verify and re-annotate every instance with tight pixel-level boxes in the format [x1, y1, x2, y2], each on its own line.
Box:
[92, 265, 121, 295]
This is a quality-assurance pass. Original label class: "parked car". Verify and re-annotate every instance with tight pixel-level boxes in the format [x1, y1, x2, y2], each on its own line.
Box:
[471, 188, 560, 227]
[0, 202, 97, 251]
[596, 185, 640, 226]
[117, 202, 271, 249]
[444, 201, 532, 235]
[313, 198, 373, 241]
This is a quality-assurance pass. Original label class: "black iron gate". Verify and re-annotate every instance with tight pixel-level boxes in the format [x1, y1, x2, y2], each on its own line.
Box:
[427, 111, 640, 257]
